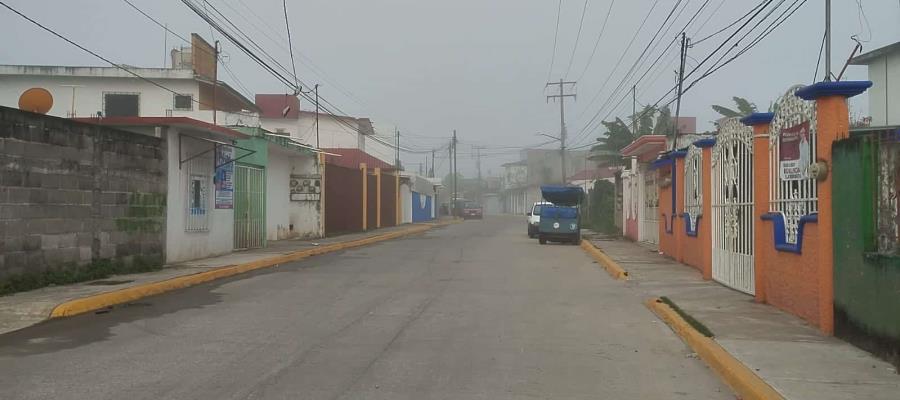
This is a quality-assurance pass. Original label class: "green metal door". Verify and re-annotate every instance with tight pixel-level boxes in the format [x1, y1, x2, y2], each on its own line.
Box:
[234, 164, 266, 249]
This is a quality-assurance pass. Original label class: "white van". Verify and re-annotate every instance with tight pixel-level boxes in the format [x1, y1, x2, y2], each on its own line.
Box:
[526, 201, 552, 238]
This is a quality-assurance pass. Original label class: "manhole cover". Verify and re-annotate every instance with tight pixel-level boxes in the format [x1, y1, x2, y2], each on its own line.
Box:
[87, 279, 134, 286]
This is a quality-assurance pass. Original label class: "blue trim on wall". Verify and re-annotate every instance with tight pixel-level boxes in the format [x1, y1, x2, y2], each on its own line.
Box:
[795, 81, 872, 100]
[412, 191, 434, 222]
[671, 149, 688, 159]
[692, 138, 716, 148]
[650, 158, 672, 170]
[663, 213, 677, 234]
[760, 212, 818, 253]
[681, 213, 701, 237]
[740, 112, 775, 126]
[661, 158, 679, 235]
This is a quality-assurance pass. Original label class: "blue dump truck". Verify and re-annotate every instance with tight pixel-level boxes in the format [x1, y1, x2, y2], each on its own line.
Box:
[537, 185, 584, 245]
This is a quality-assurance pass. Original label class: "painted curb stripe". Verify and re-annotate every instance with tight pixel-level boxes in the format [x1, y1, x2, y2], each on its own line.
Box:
[49, 222, 454, 319]
[579, 240, 629, 280]
[646, 298, 785, 400]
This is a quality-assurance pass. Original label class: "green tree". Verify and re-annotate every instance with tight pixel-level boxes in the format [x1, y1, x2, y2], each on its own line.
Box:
[589, 118, 635, 167]
[628, 105, 658, 136]
[711, 96, 758, 118]
[442, 172, 464, 189]
[585, 180, 616, 234]
[653, 105, 673, 136]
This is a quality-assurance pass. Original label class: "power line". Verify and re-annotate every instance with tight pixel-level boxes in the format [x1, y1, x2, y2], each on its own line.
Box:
[573, 0, 616, 82]
[118, 0, 253, 99]
[574, 0, 698, 146]
[282, 0, 299, 91]
[545, 0, 563, 82]
[690, 0, 768, 46]
[575, 0, 662, 121]
[575, 0, 787, 147]
[563, 0, 590, 79]
[0, 0, 254, 117]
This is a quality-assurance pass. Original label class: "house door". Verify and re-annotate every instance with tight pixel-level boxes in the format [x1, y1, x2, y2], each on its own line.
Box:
[234, 164, 266, 250]
[639, 170, 659, 244]
[711, 118, 755, 294]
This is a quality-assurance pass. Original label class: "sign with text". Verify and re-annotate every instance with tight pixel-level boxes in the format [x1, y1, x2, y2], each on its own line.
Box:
[778, 121, 811, 181]
[214, 146, 234, 209]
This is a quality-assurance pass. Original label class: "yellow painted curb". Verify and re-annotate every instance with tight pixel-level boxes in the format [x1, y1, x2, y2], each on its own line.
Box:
[580, 240, 629, 280]
[646, 298, 785, 400]
[50, 224, 439, 319]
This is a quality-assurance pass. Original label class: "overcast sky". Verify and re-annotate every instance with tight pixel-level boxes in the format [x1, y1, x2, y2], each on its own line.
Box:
[1, 0, 898, 178]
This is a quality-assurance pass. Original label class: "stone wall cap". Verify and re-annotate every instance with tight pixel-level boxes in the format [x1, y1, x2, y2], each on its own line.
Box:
[795, 81, 872, 100]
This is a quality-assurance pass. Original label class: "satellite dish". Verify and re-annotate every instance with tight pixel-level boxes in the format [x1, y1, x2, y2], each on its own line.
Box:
[18, 88, 53, 114]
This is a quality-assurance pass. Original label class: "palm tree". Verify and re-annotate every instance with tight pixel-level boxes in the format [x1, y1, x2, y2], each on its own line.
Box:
[588, 118, 636, 167]
[711, 96, 758, 118]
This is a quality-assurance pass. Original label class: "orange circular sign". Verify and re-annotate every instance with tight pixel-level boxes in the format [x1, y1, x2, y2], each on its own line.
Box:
[18, 87, 53, 114]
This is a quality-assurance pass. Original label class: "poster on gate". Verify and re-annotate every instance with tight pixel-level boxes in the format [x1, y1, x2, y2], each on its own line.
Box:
[215, 146, 234, 209]
[778, 121, 811, 181]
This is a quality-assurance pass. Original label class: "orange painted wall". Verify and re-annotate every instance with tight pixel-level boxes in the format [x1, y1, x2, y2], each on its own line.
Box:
[657, 165, 677, 257]
[752, 96, 848, 334]
[673, 157, 685, 262]
[751, 127, 771, 304]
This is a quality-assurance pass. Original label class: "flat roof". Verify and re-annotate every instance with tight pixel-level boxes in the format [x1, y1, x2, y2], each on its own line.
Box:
[71, 116, 250, 139]
[849, 41, 900, 65]
[0, 64, 259, 112]
[0, 64, 195, 79]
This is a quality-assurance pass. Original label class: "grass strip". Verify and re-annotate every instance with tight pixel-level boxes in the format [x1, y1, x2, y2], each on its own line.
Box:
[659, 296, 715, 338]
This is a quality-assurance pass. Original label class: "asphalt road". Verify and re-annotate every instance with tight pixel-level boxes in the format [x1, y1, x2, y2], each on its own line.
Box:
[0, 216, 732, 400]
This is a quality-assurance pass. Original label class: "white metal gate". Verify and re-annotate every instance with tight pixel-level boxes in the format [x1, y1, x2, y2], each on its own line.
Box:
[711, 118, 755, 294]
[234, 165, 266, 250]
[640, 169, 659, 244]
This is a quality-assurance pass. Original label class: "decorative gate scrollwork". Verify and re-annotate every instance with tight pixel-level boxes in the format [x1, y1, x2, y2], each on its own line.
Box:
[683, 145, 702, 234]
[712, 117, 755, 295]
[769, 85, 817, 245]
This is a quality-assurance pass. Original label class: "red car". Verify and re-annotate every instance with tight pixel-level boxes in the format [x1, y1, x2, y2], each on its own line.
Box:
[462, 202, 483, 220]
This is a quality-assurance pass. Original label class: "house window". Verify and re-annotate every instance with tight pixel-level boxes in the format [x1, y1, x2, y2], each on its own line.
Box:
[103, 92, 139, 117]
[174, 94, 193, 111]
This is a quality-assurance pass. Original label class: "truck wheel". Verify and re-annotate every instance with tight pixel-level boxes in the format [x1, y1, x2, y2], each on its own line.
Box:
[539, 237, 547, 245]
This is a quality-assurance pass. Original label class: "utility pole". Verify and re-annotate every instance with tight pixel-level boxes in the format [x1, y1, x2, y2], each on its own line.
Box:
[395, 127, 401, 170]
[546, 79, 576, 184]
[453, 130, 458, 216]
[314, 84, 320, 148]
[430, 149, 435, 178]
[163, 23, 168, 68]
[213, 40, 219, 125]
[672, 32, 688, 151]
[824, 0, 832, 81]
[632, 85, 637, 135]
[475, 146, 483, 203]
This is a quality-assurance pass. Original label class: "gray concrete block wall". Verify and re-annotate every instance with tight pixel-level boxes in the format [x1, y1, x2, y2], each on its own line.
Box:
[0, 106, 167, 278]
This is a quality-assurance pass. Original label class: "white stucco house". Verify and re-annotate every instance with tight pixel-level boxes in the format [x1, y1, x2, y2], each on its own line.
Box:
[850, 41, 900, 127]
[0, 34, 259, 125]
[255, 93, 395, 165]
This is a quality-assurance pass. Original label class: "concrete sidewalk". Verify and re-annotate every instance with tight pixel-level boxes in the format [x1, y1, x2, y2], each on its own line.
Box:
[0, 223, 445, 335]
[590, 238, 899, 400]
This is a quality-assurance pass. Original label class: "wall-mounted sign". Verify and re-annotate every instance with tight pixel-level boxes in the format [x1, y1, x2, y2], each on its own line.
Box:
[778, 121, 811, 181]
[290, 175, 321, 201]
[214, 146, 235, 209]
